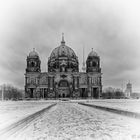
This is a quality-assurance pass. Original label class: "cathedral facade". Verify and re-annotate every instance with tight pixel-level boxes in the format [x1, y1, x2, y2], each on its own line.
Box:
[25, 35, 102, 99]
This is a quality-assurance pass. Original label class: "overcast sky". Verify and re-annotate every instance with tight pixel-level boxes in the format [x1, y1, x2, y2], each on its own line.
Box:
[0, 0, 140, 91]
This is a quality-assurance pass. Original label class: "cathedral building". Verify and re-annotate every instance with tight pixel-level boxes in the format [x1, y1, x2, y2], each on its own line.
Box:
[25, 35, 102, 99]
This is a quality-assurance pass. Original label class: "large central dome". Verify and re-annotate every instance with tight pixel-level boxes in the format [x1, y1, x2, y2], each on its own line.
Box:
[49, 36, 77, 60]
[48, 34, 79, 72]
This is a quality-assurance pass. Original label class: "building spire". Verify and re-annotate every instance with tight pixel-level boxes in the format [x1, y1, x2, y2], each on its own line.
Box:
[82, 46, 86, 72]
[61, 33, 65, 45]
[83, 46, 85, 63]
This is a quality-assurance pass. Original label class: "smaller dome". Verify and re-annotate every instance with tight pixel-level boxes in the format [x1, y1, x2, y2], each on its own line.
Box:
[88, 48, 98, 57]
[29, 48, 38, 57]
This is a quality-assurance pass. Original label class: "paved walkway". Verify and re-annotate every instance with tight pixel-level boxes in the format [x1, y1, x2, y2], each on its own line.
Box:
[2, 102, 140, 140]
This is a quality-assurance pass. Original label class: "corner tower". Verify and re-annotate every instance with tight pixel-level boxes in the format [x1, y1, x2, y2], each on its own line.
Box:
[25, 48, 41, 98]
[86, 48, 102, 98]
[26, 48, 41, 72]
[86, 48, 101, 73]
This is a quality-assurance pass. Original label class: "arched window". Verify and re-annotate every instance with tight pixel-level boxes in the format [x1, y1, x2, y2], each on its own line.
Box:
[90, 61, 92, 67]
[31, 61, 35, 67]
[92, 61, 96, 67]
[59, 80, 68, 87]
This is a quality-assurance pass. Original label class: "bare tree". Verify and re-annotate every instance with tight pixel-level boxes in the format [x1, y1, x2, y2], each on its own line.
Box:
[0, 84, 23, 100]
[102, 87, 124, 99]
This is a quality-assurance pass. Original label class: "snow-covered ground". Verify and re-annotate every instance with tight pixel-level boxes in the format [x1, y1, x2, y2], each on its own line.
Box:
[1, 101, 140, 140]
[83, 99, 140, 113]
[0, 100, 54, 130]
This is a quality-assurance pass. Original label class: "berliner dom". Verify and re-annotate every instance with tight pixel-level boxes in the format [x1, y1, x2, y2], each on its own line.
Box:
[25, 34, 102, 99]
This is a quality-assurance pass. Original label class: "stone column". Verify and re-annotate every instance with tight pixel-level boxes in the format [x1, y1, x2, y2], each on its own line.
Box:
[43, 88, 44, 99]
[89, 87, 92, 98]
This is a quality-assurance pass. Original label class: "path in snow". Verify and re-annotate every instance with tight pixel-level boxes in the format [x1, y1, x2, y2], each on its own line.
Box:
[0, 101, 53, 130]
[2, 102, 140, 140]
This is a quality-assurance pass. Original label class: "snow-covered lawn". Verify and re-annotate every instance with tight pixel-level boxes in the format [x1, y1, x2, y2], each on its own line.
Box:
[2, 102, 140, 140]
[0, 100, 55, 130]
[80, 99, 140, 113]
[0, 100, 140, 140]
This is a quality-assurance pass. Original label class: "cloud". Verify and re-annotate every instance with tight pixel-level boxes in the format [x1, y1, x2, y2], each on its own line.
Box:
[0, 0, 140, 91]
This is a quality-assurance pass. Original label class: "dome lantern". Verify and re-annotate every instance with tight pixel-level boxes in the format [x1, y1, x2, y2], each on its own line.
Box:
[29, 48, 39, 57]
[88, 48, 98, 58]
[61, 33, 65, 45]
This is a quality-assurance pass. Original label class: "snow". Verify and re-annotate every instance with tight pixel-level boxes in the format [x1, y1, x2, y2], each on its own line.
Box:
[1, 101, 140, 140]
[0, 100, 54, 130]
[83, 99, 140, 113]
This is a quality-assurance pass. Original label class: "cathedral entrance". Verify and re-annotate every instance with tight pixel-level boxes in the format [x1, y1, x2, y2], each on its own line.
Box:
[57, 80, 70, 98]
[62, 93, 65, 98]
[80, 88, 87, 98]
[29, 88, 34, 98]
[92, 87, 99, 98]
